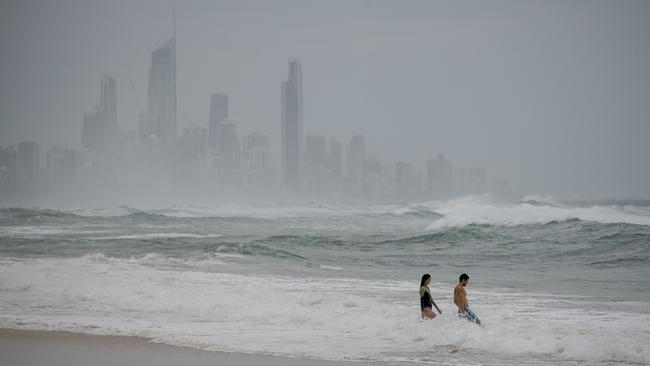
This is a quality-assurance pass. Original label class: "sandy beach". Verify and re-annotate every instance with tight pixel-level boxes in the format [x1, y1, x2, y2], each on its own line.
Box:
[0, 328, 395, 366]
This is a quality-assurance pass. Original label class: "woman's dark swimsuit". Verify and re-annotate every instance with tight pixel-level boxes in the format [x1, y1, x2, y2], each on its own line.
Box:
[420, 286, 434, 310]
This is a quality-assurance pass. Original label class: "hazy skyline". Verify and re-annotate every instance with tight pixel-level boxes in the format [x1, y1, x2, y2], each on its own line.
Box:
[1, 0, 649, 198]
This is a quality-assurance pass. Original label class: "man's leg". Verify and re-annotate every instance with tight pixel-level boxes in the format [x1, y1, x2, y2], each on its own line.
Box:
[465, 308, 481, 325]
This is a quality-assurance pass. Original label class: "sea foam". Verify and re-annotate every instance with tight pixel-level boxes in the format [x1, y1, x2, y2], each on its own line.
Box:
[424, 195, 650, 229]
[0, 254, 648, 364]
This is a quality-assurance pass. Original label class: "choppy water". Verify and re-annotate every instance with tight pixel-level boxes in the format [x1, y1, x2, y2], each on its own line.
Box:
[0, 195, 649, 365]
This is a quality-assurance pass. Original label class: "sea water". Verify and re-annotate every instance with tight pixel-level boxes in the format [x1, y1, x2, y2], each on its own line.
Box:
[0, 195, 649, 365]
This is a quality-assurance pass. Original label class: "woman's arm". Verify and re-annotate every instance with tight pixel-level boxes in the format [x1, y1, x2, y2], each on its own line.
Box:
[432, 300, 442, 314]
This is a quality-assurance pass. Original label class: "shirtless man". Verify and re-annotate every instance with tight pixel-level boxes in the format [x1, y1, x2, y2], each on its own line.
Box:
[454, 273, 481, 325]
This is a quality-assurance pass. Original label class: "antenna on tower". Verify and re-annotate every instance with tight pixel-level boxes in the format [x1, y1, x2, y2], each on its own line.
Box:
[172, 0, 178, 136]
[173, 0, 176, 41]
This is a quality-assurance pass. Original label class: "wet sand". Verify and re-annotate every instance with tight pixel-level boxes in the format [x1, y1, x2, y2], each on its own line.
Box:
[0, 328, 399, 366]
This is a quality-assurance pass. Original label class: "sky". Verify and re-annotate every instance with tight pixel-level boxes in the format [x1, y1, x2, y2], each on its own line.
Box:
[0, 0, 649, 198]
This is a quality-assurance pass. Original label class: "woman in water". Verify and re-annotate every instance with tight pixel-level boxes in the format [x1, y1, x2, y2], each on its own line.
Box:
[420, 274, 442, 319]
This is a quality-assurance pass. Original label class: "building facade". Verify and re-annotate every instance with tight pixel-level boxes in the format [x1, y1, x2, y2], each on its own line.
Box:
[281, 59, 303, 192]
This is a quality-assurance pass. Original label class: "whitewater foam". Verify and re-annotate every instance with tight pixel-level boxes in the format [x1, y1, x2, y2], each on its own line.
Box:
[0, 254, 648, 364]
[55, 203, 371, 219]
[89, 233, 222, 240]
[424, 196, 650, 229]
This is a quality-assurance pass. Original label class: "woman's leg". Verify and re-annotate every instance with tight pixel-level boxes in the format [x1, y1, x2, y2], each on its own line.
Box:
[422, 307, 437, 319]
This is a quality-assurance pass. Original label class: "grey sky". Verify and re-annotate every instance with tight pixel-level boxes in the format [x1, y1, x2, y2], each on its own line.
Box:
[1, 0, 649, 197]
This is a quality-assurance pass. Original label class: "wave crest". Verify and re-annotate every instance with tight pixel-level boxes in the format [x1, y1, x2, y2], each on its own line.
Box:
[424, 197, 650, 229]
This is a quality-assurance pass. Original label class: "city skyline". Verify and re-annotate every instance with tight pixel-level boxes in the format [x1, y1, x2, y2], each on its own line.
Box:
[0, 2, 518, 204]
[8, 10, 523, 200]
[0, 54, 513, 203]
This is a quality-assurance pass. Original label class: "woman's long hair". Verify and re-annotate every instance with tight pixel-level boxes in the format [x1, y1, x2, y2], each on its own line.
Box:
[420, 273, 431, 287]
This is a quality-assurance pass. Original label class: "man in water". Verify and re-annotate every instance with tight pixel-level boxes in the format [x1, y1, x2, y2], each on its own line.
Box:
[454, 273, 481, 325]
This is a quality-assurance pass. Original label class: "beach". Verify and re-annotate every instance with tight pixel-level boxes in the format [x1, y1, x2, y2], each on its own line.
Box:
[0, 329, 386, 366]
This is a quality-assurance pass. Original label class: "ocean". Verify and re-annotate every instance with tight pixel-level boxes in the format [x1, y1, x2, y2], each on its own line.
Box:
[1, 195, 649, 365]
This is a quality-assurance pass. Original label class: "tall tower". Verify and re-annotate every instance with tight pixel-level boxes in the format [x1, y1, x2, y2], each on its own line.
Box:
[146, 4, 177, 149]
[208, 93, 228, 150]
[100, 74, 117, 151]
[17, 141, 39, 190]
[82, 74, 116, 156]
[281, 59, 303, 192]
[346, 135, 365, 195]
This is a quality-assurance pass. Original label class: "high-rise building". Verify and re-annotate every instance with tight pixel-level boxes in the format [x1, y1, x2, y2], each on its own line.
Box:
[305, 134, 329, 196]
[346, 135, 365, 195]
[395, 161, 415, 196]
[180, 126, 207, 159]
[326, 139, 343, 196]
[138, 113, 157, 144]
[364, 153, 383, 196]
[46, 147, 65, 188]
[219, 120, 241, 185]
[175, 126, 207, 190]
[0, 146, 18, 190]
[208, 93, 228, 150]
[281, 59, 303, 192]
[241, 133, 274, 193]
[100, 74, 117, 151]
[242, 133, 272, 170]
[146, 34, 176, 149]
[82, 74, 117, 156]
[82, 107, 103, 152]
[305, 134, 327, 168]
[426, 153, 453, 198]
[46, 147, 78, 189]
[327, 139, 342, 179]
[17, 141, 39, 190]
[468, 165, 488, 194]
[63, 149, 78, 186]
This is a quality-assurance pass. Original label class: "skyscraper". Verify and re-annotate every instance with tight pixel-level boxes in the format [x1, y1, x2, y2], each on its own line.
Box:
[208, 93, 228, 150]
[175, 125, 207, 190]
[281, 59, 303, 192]
[146, 14, 177, 149]
[327, 139, 342, 179]
[426, 153, 453, 198]
[100, 74, 117, 151]
[82, 74, 117, 156]
[17, 141, 39, 190]
[219, 120, 241, 185]
[46, 147, 78, 189]
[0, 146, 18, 191]
[346, 135, 365, 195]
[241, 133, 274, 193]
[82, 107, 103, 152]
[305, 134, 328, 196]
[395, 161, 415, 197]
[305, 134, 326, 168]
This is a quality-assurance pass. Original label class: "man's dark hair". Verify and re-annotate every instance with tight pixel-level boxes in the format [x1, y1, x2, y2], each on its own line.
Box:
[459, 273, 469, 282]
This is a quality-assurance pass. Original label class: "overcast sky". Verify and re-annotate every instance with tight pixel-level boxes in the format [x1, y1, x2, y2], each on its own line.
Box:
[1, 0, 648, 197]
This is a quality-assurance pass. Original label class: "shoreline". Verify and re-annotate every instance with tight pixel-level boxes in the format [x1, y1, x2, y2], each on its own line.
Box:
[0, 328, 395, 366]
